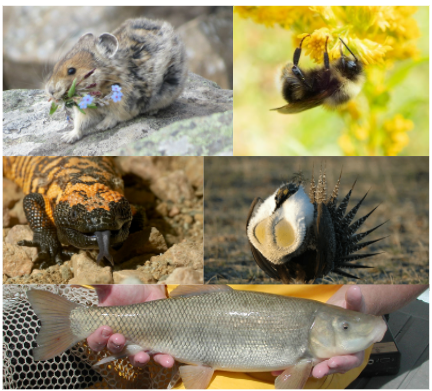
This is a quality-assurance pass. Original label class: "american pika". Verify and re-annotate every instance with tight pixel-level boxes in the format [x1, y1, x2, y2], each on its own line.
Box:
[46, 18, 187, 143]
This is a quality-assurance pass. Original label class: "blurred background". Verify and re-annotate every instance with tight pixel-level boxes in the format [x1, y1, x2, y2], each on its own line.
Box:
[233, 6, 428, 156]
[3, 6, 233, 90]
[204, 156, 429, 284]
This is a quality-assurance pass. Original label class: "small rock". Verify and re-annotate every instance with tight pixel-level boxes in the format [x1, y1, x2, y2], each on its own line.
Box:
[5, 225, 38, 261]
[70, 252, 113, 284]
[117, 157, 160, 182]
[183, 215, 193, 225]
[9, 198, 27, 224]
[169, 206, 180, 217]
[3, 207, 12, 228]
[194, 213, 204, 224]
[3, 243, 34, 277]
[113, 270, 156, 284]
[156, 202, 169, 217]
[184, 157, 204, 189]
[3, 178, 24, 209]
[150, 171, 194, 203]
[157, 239, 203, 270]
[163, 267, 203, 284]
[59, 264, 73, 281]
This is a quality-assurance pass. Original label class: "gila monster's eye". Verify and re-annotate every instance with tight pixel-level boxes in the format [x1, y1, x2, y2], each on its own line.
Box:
[70, 209, 79, 220]
[67, 68, 76, 75]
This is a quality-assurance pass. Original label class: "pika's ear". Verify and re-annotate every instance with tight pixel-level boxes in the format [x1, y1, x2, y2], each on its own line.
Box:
[78, 33, 95, 44]
[96, 33, 119, 58]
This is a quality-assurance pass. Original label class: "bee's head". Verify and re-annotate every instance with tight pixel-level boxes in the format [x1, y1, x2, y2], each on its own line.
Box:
[337, 38, 363, 81]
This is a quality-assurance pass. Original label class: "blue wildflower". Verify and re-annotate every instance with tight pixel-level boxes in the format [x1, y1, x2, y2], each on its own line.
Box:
[79, 94, 94, 109]
[112, 85, 122, 92]
[111, 91, 124, 103]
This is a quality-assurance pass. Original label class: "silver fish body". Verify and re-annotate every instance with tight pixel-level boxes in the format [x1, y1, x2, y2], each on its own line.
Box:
[28, 286, 386, 388]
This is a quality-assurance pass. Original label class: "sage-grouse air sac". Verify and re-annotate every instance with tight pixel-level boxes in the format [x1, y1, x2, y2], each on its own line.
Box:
[246, 168, 386, 283]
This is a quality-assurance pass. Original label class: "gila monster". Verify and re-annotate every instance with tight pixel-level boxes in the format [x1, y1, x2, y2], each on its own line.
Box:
[4, 156, 146, 266]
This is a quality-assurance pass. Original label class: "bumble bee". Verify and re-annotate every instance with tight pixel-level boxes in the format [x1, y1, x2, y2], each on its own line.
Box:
[273, 36, 365, 114]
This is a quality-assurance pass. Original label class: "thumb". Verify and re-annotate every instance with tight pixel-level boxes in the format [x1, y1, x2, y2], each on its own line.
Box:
[345, 286, 366, 313]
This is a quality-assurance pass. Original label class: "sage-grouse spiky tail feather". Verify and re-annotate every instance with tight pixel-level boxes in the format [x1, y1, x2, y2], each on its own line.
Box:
[246, 167, 386, 283]
[313, 168, 387, 280]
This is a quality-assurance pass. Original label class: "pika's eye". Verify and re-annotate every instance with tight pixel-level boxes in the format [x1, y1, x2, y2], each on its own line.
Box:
[68, 68, 76, 75]
[342, 322, 349, 330]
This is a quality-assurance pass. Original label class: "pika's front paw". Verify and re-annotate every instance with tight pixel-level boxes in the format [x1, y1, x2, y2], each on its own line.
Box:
[96, 117, 118, 131]
[61, 130, 82, 143]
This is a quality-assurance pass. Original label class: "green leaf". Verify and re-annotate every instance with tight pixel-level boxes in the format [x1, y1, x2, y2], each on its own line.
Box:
[49, 102, 59, 115]
[86, 104, 97, 109]
[68, 78, 77, 98]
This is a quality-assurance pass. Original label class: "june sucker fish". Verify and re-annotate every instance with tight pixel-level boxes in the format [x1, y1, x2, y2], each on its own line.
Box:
[27, 285, 387, 389]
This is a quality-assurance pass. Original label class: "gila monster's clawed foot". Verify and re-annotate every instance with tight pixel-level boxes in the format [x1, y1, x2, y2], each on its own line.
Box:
[17, 239, 69, 268]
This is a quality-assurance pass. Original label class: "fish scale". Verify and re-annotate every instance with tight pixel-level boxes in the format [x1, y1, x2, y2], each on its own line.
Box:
[60, 291, 315, 371]
[27, 287, 387, 389]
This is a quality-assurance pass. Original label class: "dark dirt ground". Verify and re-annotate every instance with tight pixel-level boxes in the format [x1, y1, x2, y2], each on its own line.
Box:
[204, 157, 429, 284]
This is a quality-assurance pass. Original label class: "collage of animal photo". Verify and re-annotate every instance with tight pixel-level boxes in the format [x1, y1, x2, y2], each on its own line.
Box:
[2, 5, 430, 390]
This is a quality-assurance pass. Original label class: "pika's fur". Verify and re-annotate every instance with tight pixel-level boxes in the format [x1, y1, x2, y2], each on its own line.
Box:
[46, 18, 187, 143]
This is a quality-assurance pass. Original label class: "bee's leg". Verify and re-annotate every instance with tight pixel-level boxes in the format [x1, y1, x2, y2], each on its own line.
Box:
[291, 35, 312, 89]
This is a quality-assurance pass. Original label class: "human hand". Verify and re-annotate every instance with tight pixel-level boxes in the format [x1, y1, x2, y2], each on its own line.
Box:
[271, 286, 366, 379]
[87, 285, 175, 368]
[312, 285, 366, 378]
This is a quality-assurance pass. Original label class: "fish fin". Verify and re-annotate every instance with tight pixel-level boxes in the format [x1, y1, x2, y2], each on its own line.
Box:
[179, 364, 214, 389]
[94, 344, 147, 366]
[26, 289, 85, 361]
[275, 361, 312, 389]
[170, 285, 233, 298]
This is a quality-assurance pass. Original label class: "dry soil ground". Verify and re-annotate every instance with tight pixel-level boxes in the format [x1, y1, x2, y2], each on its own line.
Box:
[204, 156, 429, 284]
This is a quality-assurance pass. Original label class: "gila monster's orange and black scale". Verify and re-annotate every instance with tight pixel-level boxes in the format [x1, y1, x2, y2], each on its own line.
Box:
[4, 157, 145, 266]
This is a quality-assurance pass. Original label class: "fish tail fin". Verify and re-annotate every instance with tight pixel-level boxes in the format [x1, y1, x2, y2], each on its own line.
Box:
[27, 289, 84, 361]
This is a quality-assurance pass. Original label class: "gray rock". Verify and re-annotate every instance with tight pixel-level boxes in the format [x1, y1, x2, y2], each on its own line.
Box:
[3, 73, 233, 156]
[111, 110, 233, 156]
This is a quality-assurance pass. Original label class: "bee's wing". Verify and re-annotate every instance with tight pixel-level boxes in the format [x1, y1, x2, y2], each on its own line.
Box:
[246, 197, 281, 280]
[271, 91, 329, 114]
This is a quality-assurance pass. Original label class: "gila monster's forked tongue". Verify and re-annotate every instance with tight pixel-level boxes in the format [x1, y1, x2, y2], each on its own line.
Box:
[95, 230, 114, 266]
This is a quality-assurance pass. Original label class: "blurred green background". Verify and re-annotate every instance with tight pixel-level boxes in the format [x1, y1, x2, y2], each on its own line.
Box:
[233, 7, 429, 156]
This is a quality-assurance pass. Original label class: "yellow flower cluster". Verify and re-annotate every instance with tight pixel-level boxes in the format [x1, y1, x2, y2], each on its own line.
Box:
[235, 6, 419, 65]
[383, 114, 414, 156]
[235, 6, 421, 156]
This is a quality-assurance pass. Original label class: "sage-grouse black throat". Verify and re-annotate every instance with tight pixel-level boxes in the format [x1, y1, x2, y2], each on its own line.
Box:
[246, 167, 386, 283]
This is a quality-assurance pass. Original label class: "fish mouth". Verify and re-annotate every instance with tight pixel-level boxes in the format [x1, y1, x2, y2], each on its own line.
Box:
[373, 317, 388, 343]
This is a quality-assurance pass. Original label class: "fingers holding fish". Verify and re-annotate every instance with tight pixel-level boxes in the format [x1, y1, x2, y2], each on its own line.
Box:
[153, 353, 175, 368]
[311, 351, 364, 378]
[87, 326, 115, 352]
[88, 284, 174, 368]
[327, 285, 367, 313]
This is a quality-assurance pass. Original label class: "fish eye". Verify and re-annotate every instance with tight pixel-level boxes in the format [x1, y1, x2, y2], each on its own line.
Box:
[68, 68, 76, 75]
[342, 322, 349, 330]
